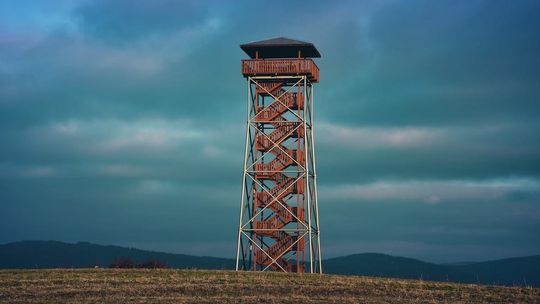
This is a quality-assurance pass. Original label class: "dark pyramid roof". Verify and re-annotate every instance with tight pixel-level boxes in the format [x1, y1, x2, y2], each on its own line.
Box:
[240, 37, 321, 59]
[243, 37, 311, 46]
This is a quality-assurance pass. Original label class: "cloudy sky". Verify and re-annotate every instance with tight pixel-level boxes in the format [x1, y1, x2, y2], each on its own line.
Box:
[1, 0, 539, 263]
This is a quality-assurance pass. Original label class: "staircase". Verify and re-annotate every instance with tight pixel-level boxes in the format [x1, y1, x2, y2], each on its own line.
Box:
[252, 80, 306, 273]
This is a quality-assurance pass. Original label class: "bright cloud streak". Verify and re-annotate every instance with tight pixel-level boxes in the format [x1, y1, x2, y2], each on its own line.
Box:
[318, 122, 442, 149]
[48, 118, 204, 153]
[321, 178, 540, 204]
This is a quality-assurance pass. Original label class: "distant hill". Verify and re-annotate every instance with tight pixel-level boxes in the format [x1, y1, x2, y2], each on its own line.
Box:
[1, 241, 539, 287]
[0, 240, 234, 269]
[455, 255, 540, 287]
[324, 253, 466, 281]
[324, 253, 540, 287]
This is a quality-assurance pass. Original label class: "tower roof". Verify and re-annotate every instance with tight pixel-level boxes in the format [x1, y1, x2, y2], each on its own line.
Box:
[240, 37, 321, 59]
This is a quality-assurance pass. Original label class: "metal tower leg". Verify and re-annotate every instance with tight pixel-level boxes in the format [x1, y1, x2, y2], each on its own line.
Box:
[236, 75, 321, 273]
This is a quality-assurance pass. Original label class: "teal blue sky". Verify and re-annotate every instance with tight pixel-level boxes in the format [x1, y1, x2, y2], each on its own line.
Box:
[1, 0, 539, 263]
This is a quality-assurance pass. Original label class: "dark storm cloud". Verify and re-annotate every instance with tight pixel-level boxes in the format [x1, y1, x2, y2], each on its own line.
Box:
[0, 0, 244, 131]
[1, 0, 539, 261]
[318, 0, 540, 126]
[75, 0, 209, 43]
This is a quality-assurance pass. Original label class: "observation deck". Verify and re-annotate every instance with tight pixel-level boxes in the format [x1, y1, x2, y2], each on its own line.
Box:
[241, 59, 319, 82]
[240, 37, 321, 83]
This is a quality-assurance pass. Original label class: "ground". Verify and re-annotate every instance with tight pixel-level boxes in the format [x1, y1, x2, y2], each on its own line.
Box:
[1, 269, 539, 303]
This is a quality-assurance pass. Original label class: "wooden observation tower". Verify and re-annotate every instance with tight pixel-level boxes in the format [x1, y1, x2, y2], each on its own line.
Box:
[235, 37, 322, 273]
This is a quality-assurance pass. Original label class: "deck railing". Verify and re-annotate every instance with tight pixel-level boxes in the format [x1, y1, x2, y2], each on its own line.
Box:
[242, 59, 319, 82]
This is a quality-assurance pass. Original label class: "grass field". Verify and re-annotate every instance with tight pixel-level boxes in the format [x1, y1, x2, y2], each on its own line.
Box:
[1, 269, 539, 304]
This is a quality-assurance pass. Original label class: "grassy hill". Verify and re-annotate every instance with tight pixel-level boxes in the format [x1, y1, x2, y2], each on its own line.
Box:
[2, 241, 539, 287]
[0, 269, 539, 304]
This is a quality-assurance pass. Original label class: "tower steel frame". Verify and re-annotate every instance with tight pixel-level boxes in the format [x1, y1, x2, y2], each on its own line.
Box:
[235, 75, 321, 273]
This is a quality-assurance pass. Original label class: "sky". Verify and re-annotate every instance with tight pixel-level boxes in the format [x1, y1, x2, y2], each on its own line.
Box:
[1, 0, 539, 263]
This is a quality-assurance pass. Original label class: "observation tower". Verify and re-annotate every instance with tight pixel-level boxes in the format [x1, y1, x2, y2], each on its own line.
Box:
[235, 37, 322, 273]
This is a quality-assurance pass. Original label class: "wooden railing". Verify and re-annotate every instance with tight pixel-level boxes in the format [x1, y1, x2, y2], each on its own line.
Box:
[242, 59, 319, 82]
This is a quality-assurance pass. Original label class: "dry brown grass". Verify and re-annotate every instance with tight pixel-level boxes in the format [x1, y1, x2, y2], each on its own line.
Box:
[0, 269, 539, 303]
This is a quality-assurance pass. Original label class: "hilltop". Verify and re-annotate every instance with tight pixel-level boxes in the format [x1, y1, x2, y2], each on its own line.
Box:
[0, 269, 539, 304]
[1, 241, 539, 287]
